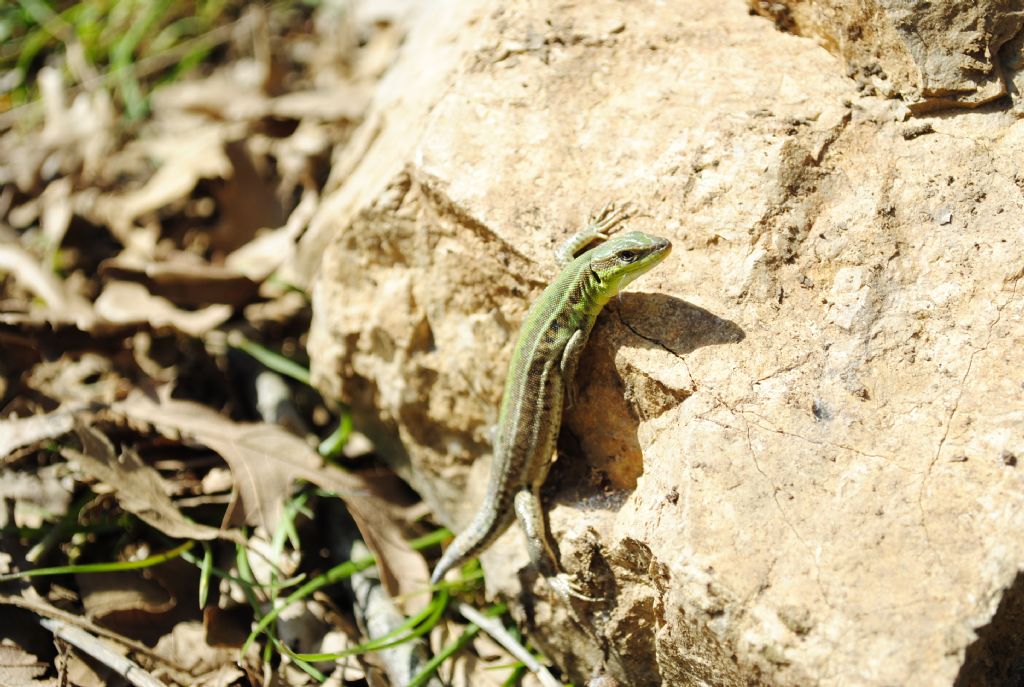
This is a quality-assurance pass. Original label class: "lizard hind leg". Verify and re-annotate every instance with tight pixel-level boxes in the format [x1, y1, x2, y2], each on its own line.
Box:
[512, 488, 596, 601]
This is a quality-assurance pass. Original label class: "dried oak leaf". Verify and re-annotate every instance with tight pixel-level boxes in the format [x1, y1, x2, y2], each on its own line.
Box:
[62, 424, 229, 543]
[107, 393, 426, 597]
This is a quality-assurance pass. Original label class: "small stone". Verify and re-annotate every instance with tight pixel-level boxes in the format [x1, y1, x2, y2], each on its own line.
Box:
[901, 121, 934, 139]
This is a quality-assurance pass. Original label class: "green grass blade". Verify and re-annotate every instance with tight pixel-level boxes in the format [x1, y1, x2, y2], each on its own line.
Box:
[229, 334, 312, 386]
[407, 603, 509, 687]
[408, 622, 481, 687]
[241, 554, 376, 654]
[198, 541, 213, 609]
[0, 540, 193, 582]
[286, 589, 449, 661]
[109, 0, 174, 119]
[318, 412, 352, 458]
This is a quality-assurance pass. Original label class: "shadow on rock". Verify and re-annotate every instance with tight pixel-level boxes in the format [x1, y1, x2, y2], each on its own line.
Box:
[612, 291, 745, 356]
[954, 568, 1024, 687]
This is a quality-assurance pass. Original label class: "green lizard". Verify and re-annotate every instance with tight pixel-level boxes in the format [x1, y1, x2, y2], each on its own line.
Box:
[430, 205, 672, 599]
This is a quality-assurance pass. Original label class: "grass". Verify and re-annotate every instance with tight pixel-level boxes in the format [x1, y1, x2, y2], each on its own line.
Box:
[0, 340, 513, 683]
[0, 0, 246, 120]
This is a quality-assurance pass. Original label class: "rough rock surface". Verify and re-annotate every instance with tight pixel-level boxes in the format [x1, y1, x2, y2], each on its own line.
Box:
[749, 0, 1024, 112]
[305, 1, 1024, 685]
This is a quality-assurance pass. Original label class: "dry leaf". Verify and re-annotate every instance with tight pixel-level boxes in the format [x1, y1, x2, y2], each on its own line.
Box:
[93, 281, 231, 337]
[209, 139, 286, 253]
[0, 644, 51, 687]
[77, 570, 176, 620]
[40, 177, 73, 250]
[152, 621, 239, 676]
[25, 353, 123, 405]
[38, 67, 115, 182]
[225, 187, 318, 281]
[109, 393, 356, 532]
[93, 125, 239, 239]
[100, 255, 259, 307]
[0, 466, 72, 529]
[0, 242, 93, 324]
[108, 393, 428, 598]
[0, 407, 78, 458]
[268, 85, 369, 122]
[320, 467, 430, 606]
[62, 424, 229, 542]
[150, 68, 267, 123]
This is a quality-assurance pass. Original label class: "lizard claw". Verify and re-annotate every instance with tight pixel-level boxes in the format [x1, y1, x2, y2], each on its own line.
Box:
[547, 572, 600, 602]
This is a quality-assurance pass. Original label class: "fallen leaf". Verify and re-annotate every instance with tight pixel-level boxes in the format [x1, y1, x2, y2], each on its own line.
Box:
[26, 352, 124, 405]
[100, 255, 259, 307]
[208, 139, 287, 253]
[0, 465, 72, 529]
[0, 645, 54, 687]
[152, 621, 240, 677]
[150, 68, 266, 123]
[38, 66, 116, 182]
[40, 177, 73, 250]
[225, 187, 318, 281]
[0, 407, 78, 458]
[108, 393, 427, 597]
[62, 424, 230, 542]
[318, 467, 429, 605]
[109, 393, 354, 532]
[93, 124, 240, 240]
[93, 281, 231, 337]
[77, 569, 176, 620]
[268, 85, 369, 122]
[0, 241, 93, 325]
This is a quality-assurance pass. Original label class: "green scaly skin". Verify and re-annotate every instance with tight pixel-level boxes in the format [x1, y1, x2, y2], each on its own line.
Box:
[431, 206, 672, 600]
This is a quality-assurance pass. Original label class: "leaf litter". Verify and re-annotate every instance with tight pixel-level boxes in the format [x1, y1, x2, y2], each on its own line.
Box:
[0, 2, 504, 686]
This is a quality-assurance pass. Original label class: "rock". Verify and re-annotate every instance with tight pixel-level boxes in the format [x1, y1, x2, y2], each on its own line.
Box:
[305, 0, 1024, 684]
[748, 0, 1024, 112]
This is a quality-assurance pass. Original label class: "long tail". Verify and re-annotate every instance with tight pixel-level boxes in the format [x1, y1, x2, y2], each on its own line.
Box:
[430, 496, 516, 585]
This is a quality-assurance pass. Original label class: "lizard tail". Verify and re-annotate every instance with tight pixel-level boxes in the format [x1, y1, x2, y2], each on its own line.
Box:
[430, 506, 515, 585]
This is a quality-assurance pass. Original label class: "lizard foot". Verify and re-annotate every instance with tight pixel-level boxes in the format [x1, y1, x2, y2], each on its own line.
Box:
[587, 200, 632, 237]
[547, 572, 600, 602]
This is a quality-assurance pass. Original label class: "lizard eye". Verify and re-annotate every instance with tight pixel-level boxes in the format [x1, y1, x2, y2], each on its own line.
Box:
[619, 250, 639, 263]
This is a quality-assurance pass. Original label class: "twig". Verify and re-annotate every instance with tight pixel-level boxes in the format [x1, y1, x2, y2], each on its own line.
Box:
[456, 602, 562, 687]
[39, 617, 165, 687]
[348, 541, 440, 687]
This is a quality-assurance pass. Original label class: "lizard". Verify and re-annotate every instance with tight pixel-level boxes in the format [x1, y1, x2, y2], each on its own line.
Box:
[430, 204, 672, 600]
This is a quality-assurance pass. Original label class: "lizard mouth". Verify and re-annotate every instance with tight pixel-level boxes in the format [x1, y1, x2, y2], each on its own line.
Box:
[619, 239, 671, 289]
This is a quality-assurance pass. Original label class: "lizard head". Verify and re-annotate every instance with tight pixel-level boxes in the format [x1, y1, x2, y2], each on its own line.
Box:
[587, 231, 672, 296]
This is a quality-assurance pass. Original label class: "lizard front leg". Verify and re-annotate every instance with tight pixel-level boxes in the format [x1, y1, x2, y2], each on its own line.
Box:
[554, 201, 631, 267]
[560, 327, 590, 409]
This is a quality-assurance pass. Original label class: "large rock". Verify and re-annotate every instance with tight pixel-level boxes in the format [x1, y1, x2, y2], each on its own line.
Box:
[749, 0, 1024, 112]
[305, 0, 1024, 684]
